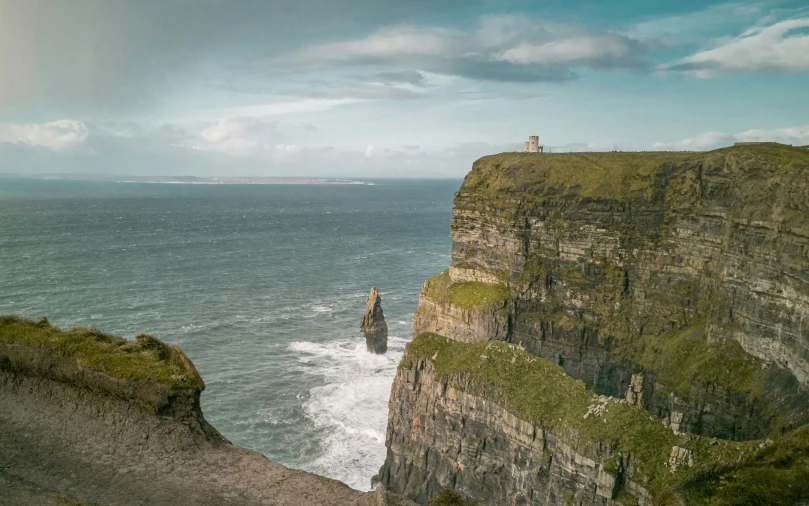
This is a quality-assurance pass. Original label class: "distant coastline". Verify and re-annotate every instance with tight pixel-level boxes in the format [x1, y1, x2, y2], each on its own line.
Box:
[116, 178, 371, 185]
[0, 174, 372, 185]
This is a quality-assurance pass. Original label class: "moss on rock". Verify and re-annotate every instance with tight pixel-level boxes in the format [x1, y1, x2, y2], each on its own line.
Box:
[406, 333, 680, 488]
[615, 322, 760, 399]
[0, 315, 203, 390]
[677, 425, 809, 505]
[421, 270, 510, 309]
[403, 332, 809, 503]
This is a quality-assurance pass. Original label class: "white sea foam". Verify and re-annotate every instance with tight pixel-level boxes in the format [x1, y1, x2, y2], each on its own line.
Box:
[289, 335, 408, 490]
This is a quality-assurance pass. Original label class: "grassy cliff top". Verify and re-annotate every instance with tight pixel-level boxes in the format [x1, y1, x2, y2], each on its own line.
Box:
[0, 315, 204, 390]
[461, 143, 809, 205]
[421, 270, 510, 309]
[403, 332, 809, 504]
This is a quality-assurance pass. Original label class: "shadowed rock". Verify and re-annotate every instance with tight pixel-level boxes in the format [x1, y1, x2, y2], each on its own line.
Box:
[361, 288, 388, 354]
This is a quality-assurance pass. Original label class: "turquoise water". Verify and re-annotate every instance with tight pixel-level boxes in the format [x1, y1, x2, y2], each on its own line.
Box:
[0, 177, 457, 490]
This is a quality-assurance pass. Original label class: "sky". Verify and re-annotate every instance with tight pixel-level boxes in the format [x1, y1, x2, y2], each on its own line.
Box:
[1, 0, 808, 178]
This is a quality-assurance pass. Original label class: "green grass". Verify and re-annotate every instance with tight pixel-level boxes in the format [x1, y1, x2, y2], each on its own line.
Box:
[422, 271, 453, 300]
[0, 315, 203, 389]
[618, 322, 759, 398]
[460, 144, 809, 228]
[463, 151, 699, 200]
[421, 270, 510, 309]
[405, 333, 682, 488]
[403, 333, 809, 504]
[677, 425, 809, 505]
[452, 262, 479, 270]
[448, 282, 511, 308]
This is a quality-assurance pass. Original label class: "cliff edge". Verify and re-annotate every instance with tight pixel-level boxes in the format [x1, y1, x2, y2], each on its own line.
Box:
[381, 144, 809, 505]
[0, 315, 413, 506]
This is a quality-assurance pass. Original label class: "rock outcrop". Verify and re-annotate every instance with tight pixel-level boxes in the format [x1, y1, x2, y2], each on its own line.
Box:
[0, 315, 413, 506]
[381, 144, 809, 505]
[380, 333, 809, 505]
[361, 287, 389, 354]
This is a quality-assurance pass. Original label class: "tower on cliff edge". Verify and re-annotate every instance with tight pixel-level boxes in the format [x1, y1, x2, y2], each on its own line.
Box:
[523, 136, 544, 153]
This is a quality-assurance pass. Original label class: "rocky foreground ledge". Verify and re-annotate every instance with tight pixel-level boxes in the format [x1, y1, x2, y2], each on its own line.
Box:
[0, 315, 414, 506]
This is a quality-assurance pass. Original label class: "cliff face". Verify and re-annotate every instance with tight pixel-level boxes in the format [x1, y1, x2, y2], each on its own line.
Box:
[381, 334, 809, 506]
[0, 316, 411, 506]
[416, 144, 809, 441]
[383, 144, 809, 505]
[379, 338, 653, 506]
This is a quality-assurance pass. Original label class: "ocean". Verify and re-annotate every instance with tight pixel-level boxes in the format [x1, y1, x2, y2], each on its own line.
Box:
[0, 177, 457, 490]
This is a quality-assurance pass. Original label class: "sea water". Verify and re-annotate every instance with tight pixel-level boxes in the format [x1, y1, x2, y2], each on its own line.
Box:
[0, 177, 457, 490]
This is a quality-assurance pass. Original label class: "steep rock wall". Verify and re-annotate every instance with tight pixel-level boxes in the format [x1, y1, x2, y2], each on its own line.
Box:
[415, 145, 809, 441]
[379, 356, 642, 506]
[381, 145, 809, 506]
[379, 333, 809, 506]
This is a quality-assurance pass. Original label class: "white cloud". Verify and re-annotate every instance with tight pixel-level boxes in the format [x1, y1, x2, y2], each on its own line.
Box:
[291, 26, 463, 62]
[0, 120, 88, 149]
[660, 17, 809, 76]
[365, 145, 374, 157]
[652, 124, 809, 150]
[276, 17, 649, 82]
[632, 3, 764, 42]
[652, 131, 737, 150]
[275, 144, 298, 152]
[195, 116, 278, 156]
[201, 98, 362, 120]
[736, 125, 809, 144]
[496, 34, 642, 66]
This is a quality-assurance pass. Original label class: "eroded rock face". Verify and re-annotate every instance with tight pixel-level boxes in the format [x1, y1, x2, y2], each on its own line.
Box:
[382, 145, 809, 505]
[413, 145, 809, 441]
[379, 357, 650, 506]
[361, 287, 388, 354]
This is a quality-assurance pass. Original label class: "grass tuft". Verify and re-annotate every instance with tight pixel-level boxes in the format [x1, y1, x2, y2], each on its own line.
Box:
[422, 270, 510, 309]
[0, 315, 203, 390]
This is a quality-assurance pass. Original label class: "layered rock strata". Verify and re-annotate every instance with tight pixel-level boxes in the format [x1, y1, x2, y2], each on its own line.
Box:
[362, 287, 389, 354]
[383, 144, 809, 505]
[414, 144, 809, 441]
[380, 333, 809, 505]
[0, 316, 412, 506]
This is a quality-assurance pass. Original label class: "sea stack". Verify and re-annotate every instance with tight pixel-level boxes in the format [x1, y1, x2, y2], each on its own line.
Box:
[360, 287, 388, 354]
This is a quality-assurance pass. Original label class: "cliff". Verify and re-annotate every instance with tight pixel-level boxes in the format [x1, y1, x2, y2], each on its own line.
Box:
[381, 144, 809, 505]
[0, 315, 414, 506]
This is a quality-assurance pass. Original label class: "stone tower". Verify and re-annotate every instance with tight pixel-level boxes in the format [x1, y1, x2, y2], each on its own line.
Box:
[523, 136, 543, 153]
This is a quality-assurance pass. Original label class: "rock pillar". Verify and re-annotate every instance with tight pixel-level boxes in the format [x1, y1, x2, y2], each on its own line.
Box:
[361, 287, 388, 354]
